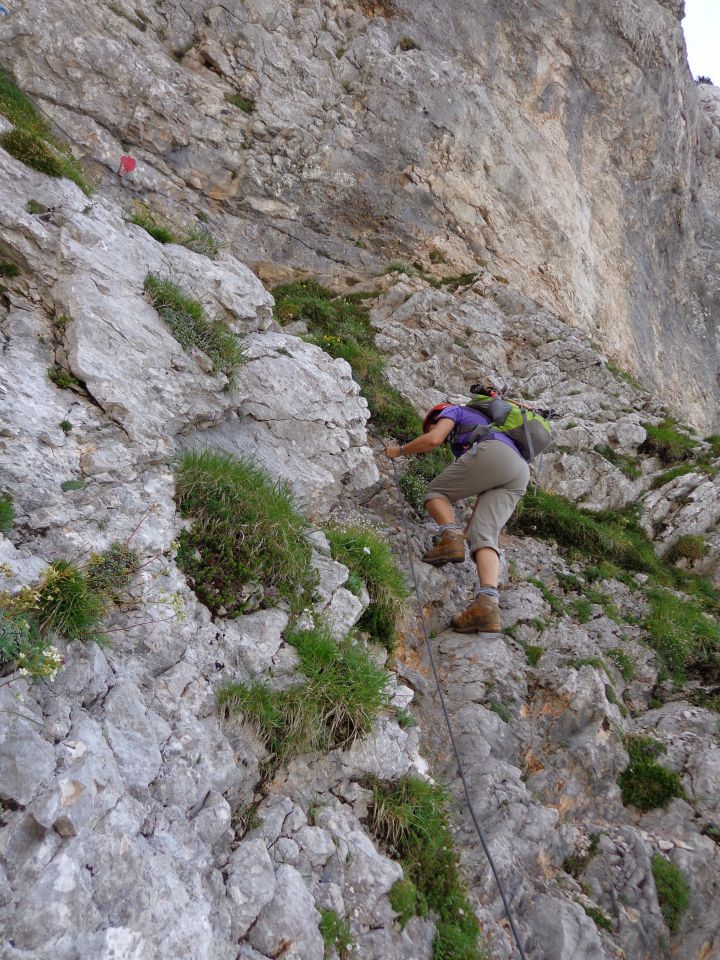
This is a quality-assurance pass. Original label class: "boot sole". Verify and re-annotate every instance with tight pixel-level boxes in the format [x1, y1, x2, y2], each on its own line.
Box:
[452, 623, 502, 634]
[422, 555, 466, 567]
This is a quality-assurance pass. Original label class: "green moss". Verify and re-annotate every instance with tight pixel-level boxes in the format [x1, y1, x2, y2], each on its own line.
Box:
[641, 419, 697, 464]
[144, 273, 243, 378]
[218, 621, 388, 763]
[0, 492, 14, 533]
[60, 479, 87, 492]
[175, 450, 316, 616]
[651, 854, 689, 933]
[618, 737, 684, 811]
[593, 443, 642, 480]
[325, 524, 408, 653]
[224, 92, 255, 113]
[368, 776, 482, 960]
[582, 905, 613, 932]
[318, 909, 352, 958]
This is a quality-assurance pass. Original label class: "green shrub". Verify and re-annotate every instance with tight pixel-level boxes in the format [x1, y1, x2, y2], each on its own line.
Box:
[175, 450, 316, 615]
[218, 621, 388, 762]
[396, 708, 417, 729]
[571, 598, 592, 623]
[618, 736, 684, 811]
[326, 524, 408, 652]
[318, 909, 352, 959]
[606, 647, 635, 682]
[85, 542, 140, 594]
[48, 365, 80, 390]
[0, 492, 14, 533]
[144, 273, 243, 378]
[389, 877, 421, 927]
[651, 464, 696, 489]
[673, 535, 708, 562]
[641, 419, 697, 464]
[224, 92, 255, 113]
[563, 832, 600, 878]
[367, 776, 482, 960]
[59, 420, 72, 434]
[651, 853, 689, 933]
[26, 198, 48, 215]
[0, 262, 20, 278]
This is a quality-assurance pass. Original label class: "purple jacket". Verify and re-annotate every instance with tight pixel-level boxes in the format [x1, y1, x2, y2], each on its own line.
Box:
[438, 406, 524, 460]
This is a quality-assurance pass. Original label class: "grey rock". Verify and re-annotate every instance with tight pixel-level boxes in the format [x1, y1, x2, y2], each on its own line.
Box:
[226, 838, 277, 939]
[247, 864, 324, 960]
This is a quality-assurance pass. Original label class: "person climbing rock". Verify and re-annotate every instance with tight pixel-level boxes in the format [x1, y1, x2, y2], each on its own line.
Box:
[385, 400, 530, 633]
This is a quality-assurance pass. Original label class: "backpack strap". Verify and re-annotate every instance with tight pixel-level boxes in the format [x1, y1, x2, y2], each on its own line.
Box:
[521, 409, 539, 496]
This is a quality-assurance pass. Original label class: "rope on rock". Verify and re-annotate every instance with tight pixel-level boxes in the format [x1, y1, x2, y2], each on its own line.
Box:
[384, 450, 529, 960]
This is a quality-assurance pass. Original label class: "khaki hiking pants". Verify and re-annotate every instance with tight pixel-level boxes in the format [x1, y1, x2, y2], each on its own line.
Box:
[423, 440, 530, 557]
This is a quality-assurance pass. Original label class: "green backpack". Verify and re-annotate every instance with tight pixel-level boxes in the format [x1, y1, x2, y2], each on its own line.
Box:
[463, 393, 553, 462]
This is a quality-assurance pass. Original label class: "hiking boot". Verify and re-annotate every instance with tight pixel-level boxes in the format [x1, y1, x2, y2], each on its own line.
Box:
[421, 530, 465, 566]
[451, 595, 502, 633]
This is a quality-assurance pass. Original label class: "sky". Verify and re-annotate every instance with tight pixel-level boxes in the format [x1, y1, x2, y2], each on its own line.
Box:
[682, 0, 720, 82]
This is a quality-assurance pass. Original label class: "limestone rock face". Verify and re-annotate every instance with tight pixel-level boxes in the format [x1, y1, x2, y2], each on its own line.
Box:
[2, 0, 719, 426]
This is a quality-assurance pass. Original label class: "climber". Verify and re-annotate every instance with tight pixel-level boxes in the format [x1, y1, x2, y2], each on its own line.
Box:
[385, 399, 530, 633]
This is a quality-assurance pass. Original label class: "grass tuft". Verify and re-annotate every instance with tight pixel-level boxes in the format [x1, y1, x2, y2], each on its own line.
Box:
[389, 877, 421, 927]
[644, 585, 720, 682]
[651, 464, 696, 489]
[0, 70, 92, 194]
[325, 524, 408, 652]
[224, 92, 255, 113]
[175, 450, 316, 615]
[618, 736, 684, 811]
[318, 909, 352, 959]
[367, 776, 482, 960]
[593, 443, 642, 480]
[606, 647, 635, 682]
[582, 905, 613, 931]
[218, 621, 388, 763]
[144, 273, 243, 378]
[48, 365, 81, 390]
[0, 492, 14, 533]
[651, 853, 689, 933]
[672, 534, 708, 562]
[641, 418, 697, 464]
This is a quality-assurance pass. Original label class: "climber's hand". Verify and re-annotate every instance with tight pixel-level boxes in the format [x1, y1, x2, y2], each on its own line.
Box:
[384, 446, 403, 459]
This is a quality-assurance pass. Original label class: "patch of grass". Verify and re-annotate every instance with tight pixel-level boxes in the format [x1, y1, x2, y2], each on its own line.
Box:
[5, 560, 104, 642]
[605, 683, 629, 717]
[0, 492, 14, 533]
[618, 736, 685, 811]
[571, 597, 593, 623]
[569, 656, 608, 674]
[705, 434, 720, 458]
[325, 524, 408, 652]
[528, 577, 565, 615]
[606, 360, 644, 391]
[218, 621, 388, 763]
[0, 262, 19, 278]
[181, 224, 220, 259]
[129, 206, 220, 259]
[582, 905, 613, 932]
[26, 198, 48, 215]
[606, 647, 635, 682]
[593, 443, 642, 480]
[396, 708, 417, 729]
[651, 464, 696, 489]
[525, 645, 543, 666]
[389, 877, 420, 927]
[144, 273, 243, 379]
[509, 491, 663, 577]
[319, 909, 352, 959]
[644, 585, 720, 682]
[585, 586, 621, 623]
[563, 832, 600, 878]
[0, 70, 92, 195]
[398, 36, 420, 51]
[175, 450, 316, 616]
[0, 611, 63, 681]
[224, 91, 255, 113]
[48, 365, 81, 390]
[672, 534, 708, 562]
[367, 776, 482, 960]
[488, 699, 511, 723]
[59, 420, 73, 435]
[60, 479, 87, 492]
[128, 207, 177, 244]
[641, 418, 697, 464]
[651, 854, 689, 933]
